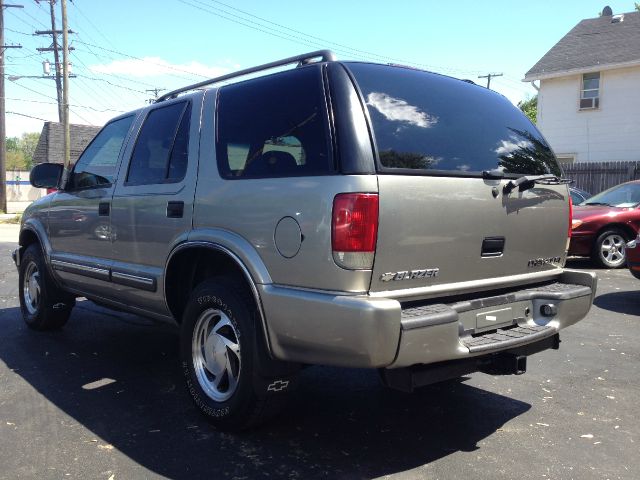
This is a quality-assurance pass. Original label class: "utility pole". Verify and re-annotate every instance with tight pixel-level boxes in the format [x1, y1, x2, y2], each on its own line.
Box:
[1, 0, 24, 213]
[478, 72, 503, 89]
[61, 0, 70, 175]
[35, 0, 74, 123]
[47, 0, 61, 122]
[146, 87, 165, 103]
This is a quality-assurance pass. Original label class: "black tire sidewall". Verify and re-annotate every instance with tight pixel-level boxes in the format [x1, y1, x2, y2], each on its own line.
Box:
[594, 229, 627, 268]
[18, 244, 71, 329]
[180, 279, 258, 428]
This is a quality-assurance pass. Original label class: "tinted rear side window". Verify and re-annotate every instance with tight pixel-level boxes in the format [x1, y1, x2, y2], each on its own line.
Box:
[346, 63, 560, 176]
[216, 66, 332, 179]
[127, 101, 191, 185]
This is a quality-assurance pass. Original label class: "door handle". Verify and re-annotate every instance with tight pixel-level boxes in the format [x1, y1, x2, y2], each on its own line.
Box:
[167, 201, 184, 218]
[98, 202, 110, 216]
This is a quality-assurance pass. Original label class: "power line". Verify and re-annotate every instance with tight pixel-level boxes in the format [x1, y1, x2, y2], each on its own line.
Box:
[181, 0, 483, 76]
[69, 106, 93, 125]
[200, 0, 454, 71]
[14, 4, 48, 29]
[2, 95, 124, 112]
[3, 25, 28, 35]
[73, 38, 209, 80]
[70, 52, 138, 110]
[73, 73, 148, 94]
[72, 46, 159, 89]
[68, 0, 117, 50]
[7, 110, 50, 121]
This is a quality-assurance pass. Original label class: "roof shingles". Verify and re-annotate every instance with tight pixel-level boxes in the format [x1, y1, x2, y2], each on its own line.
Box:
[33, 122, 101, 165]
[525, 11, 640, 80]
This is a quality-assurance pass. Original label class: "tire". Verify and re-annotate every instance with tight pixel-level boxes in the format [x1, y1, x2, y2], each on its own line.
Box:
[592, 229, 628, 268]
[180, 278, 294, 431]
[18, 244, 75, 330]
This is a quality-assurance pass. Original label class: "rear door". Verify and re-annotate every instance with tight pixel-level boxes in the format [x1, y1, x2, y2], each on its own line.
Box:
[109, 96, 200, 315]
[345, 63, 569, 296]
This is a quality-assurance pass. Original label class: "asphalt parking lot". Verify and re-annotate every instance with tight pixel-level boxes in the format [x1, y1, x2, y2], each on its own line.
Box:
[0, 224, 638, 480]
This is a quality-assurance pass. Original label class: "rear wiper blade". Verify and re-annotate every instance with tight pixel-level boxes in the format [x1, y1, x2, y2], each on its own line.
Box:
[583, 202, 610, 206]
[503, 174, 572, 194]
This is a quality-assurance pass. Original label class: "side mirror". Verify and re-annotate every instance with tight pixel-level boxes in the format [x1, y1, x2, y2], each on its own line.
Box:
[30, 163, 64, 189]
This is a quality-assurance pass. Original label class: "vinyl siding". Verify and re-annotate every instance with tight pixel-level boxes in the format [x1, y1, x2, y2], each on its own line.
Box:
[537, 66, 640, 163]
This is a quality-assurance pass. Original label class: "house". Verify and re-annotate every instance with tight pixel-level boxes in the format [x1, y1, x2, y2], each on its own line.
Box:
[523, 7, 640, 163]
[32, 122, 101, 165]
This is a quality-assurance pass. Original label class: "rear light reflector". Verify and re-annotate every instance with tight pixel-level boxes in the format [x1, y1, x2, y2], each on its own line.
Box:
[568, 196, 573, 238]
[332, 193, 379, 270]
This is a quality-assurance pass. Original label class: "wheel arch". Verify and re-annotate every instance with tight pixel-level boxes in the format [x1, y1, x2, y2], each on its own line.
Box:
[164, 241, 273, 354]
[18, 221, 57, 282]
[19, 227, 40, 250]
[595, 223, 635, 241]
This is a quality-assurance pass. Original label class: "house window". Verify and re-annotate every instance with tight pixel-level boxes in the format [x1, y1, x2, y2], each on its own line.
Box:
[580, 72, 600, 110]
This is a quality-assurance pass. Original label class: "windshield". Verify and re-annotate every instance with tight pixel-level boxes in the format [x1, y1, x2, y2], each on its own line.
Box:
[583, 183, 640, 208]
[346, 63, 561, 177]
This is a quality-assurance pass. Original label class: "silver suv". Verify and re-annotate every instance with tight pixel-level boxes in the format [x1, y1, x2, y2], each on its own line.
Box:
[15, 51, 596, 430]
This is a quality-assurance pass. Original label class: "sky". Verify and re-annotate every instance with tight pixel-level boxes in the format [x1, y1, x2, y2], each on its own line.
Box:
[3, 0, 636, 137]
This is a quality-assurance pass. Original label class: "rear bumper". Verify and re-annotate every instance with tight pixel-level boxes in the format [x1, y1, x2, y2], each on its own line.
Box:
[259, 269, 597, 369]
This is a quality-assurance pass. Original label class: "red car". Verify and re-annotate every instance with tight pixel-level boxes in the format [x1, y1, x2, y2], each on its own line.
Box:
[569, 180, 640, 268]
[626, 233, 640, 279]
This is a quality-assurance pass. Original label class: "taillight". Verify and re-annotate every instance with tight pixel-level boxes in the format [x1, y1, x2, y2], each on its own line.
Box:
[568, 196, 573, 238]
[332, 193, 379, 270]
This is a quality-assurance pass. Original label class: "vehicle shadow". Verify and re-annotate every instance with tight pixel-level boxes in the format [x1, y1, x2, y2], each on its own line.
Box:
[594, 290, 640, 316]
[0, 302, 531, 479]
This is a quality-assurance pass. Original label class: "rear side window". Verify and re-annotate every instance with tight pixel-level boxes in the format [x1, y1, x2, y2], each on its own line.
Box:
[71, 115, 134, 189]
[127, 101, 191, 185]
[216, 66, 332, 179]
[346, 63, 561, 177]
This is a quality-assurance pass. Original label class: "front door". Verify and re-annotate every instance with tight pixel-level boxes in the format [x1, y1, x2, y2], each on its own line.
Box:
[48, 114, 136, 298]
[109, 96, 200, 316]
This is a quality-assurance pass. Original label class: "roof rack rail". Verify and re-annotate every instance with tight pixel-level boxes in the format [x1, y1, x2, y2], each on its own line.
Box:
[155, 50, 337, 103]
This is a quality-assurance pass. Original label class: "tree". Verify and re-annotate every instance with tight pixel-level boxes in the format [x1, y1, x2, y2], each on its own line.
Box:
[518, 95, 537, 124]
[636, 2, 640, 12]
[4, 132, 40, 170]
[19, 132, 40, 166]
[6, 137, 19, 152]
[6, 151, 27, 171]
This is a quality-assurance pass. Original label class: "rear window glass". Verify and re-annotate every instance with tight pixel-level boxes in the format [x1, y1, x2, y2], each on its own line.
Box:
[346, 63, 561, 177]
[216, 66, 332, 179]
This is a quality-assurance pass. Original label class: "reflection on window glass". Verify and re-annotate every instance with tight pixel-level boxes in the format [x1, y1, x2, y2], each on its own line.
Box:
[216, 66, 331, 179]
[71, 115, 134, 189]
[263, 136, 305, 165]
[366, 92, 437, 128]
[127, 102, 190, 185]
[347, 63, 561, 176]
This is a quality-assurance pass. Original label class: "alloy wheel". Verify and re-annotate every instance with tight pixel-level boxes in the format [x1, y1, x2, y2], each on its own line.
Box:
[191, 308, 241, 402]
[600, 233, 626, 267]
[23, 261, 41, 315]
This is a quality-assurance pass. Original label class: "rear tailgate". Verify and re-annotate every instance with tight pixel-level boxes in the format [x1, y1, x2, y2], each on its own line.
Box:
[371, 175, 568, 295]
[343, 62, 569, 298]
